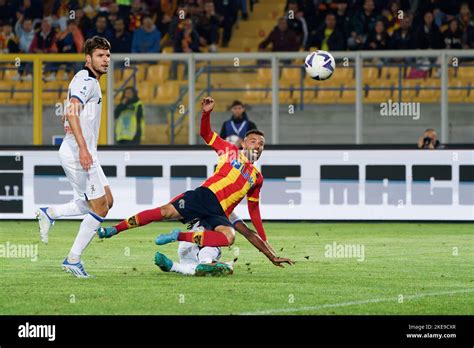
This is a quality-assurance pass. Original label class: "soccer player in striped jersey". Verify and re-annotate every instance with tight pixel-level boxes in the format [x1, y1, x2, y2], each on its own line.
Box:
[97, 96, 268, 248]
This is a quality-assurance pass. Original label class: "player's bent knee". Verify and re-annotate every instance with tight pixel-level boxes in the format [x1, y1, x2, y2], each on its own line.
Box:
[92, 206, 109, 218]
[216, 226, 235, 245]
[160, 204, 179, 219]
[107, 197, 114, 209]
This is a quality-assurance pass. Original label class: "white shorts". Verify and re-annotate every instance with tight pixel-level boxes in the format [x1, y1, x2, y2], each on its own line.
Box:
[177, 242, 221, 265]
[59, 144, 109, 201]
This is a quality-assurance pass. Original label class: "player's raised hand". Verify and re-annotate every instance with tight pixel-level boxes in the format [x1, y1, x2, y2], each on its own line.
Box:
[79, 147, 93, 171]
[271, 257, 295, 268]
[201, 96, 214, 112]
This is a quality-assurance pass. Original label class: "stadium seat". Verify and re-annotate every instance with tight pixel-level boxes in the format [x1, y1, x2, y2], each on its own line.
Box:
[448, 80, 469, 102]
[380, 66, 404, 80]
[3, 69, 20, 81]
[416, 80, 440, 103]
[147, 64, 169, 83]
[362, 67, 379, 83]
[256, 68, 272, 84]
[281, 67, 305, 86]
[340, 88, 356, 103]
[455, 66, 474, 84]
[315, 88, 341, 104]
[291, 89, 317, 104]
[0, 81, 12, 103]
[331, 68, 354, 84]
[364, 83, 393, 103]
[155, 82, 181, 105]
[142, 124, 169, 144]
[138, 82, 156, 103]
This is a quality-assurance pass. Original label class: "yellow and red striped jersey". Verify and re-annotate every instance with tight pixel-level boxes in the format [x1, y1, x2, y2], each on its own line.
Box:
[200, 131, 263, 217]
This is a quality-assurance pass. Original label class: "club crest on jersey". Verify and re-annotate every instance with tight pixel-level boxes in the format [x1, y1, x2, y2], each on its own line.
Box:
[231, 159, 254, 186]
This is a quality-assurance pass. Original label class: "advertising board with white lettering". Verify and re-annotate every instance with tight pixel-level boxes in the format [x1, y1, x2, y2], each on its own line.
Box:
[0, 150, 473, 220]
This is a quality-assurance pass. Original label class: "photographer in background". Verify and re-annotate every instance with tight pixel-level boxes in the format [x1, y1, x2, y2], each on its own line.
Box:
[417, 128, 444, 149]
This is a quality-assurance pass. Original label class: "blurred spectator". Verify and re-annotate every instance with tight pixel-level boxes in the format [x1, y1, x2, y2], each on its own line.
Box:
[381, 0, 401, 36]
[15, 14, 34, 53]
[348, 0, 380, 50]
[335, 0, 351, 38]
[30, 19, 58, 53]
[0, 0, 15, 26]
[389, 14, 415, 50]
[0, 22, 19, 53]
[48, 0, 71, 32]
[110, 17, 132, 52]
[167, 2, 187, 44]
[115, 86, 144, 145]
[128, 0, 146, 32]
[57, 19, 84, 54]
[457, 2, 473, 30]
[215, 0, 239, 47]
[285, 0, 307, 47]
[30, 19, 58, 81]
[219, 100, 257, 148]
[195, 0, 219, 52]
[174, 17, 200, 53]
[417, 128, 443, 149]
[170, 17, 200, 79]
[74, 8, 93, 39]
[132, 15, 161, 52]
[86, 14, 113, 40]
[56, 19, 85, 80]
[259, 17, 300, 52]
[306, 13, 346, 51]
[415, 11, 443, 49]
[107, 2, 121, 27]
[365, 19, 388, 50]
[156, 0, 177, 36]
[465, 21, 474, 48]
[443, 18, 463, 48]
[16, 0, 43, 23]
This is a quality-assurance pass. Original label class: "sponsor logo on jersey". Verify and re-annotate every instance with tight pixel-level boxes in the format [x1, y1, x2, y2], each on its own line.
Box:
[231, 159, 255, 186]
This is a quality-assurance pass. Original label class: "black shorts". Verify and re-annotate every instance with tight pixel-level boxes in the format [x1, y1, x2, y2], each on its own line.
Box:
[170, 186, 232, 230]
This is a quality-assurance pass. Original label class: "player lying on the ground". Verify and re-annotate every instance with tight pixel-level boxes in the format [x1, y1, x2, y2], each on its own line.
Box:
[98, 96, 268, 251]
[36, 36, 113, 278]
[154, 213, 295, 276]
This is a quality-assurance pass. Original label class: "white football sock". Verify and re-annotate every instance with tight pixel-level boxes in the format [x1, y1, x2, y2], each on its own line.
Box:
[48, 200, 90, 219]
[68, 211, 104, 262]
[171, 262, 197, 275]
[198, 247, 221, 264]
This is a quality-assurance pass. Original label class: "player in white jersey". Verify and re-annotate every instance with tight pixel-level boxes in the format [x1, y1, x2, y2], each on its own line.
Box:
[35, 36, 112, 278]
[154, 212, 295, 276]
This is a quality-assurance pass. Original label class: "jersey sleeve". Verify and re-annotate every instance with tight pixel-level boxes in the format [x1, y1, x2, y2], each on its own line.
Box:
[205, 131, 239, 156]
[68, 75, 95, 104]
[228, 212, 243, 226]
[247, 173, 263, 203]
[200, 110, 239, 156]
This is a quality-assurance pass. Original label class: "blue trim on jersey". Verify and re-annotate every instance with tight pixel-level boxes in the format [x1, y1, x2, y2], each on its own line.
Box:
[88, 211, 105, 222]
[70, 95, 85, 104]
[232, 219, 243, 227]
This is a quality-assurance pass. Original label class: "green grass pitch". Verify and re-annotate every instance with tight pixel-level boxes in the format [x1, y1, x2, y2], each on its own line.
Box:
[0, 221, 473, 315]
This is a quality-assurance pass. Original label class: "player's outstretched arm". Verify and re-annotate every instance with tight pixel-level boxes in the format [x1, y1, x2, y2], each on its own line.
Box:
[200, 96, 238, 155]
[234, 220, 295, 267]
[66, 98, 93, 171]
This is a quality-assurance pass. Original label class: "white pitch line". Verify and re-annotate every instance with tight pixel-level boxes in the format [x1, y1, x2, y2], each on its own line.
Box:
[239, 288, 474, 315]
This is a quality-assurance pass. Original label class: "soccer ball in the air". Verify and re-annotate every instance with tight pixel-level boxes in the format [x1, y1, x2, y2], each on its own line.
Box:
[304, 50, 336, 81]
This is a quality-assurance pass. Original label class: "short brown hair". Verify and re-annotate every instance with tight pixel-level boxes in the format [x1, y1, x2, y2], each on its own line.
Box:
[245, 129, 265, 138]
[84, 36, 111, 56]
